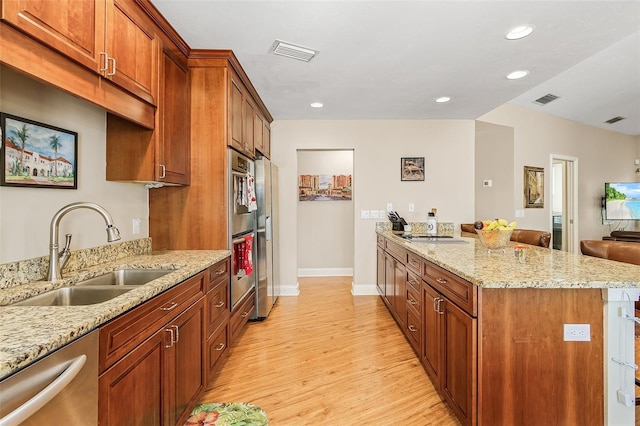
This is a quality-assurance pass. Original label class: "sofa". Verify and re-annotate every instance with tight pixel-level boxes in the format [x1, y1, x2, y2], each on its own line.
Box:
[580, 239, 640, 266]
[460, 223, 551, 248]
[603, 231, 640, 243]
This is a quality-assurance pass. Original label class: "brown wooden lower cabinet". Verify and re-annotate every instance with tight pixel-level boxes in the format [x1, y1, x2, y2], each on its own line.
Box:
[230, 288, 256, 343]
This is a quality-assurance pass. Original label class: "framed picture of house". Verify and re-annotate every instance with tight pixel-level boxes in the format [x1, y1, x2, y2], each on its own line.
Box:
[524, 165, 544, 208]
[0, 113, 78, 189]
[401, 157, 425, 181]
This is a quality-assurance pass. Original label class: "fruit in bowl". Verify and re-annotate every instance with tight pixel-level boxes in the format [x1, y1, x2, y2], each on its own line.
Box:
[474, 219, 517, 251]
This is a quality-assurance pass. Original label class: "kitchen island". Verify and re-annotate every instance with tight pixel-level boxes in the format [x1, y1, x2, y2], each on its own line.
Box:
[377, 229, 640, 426]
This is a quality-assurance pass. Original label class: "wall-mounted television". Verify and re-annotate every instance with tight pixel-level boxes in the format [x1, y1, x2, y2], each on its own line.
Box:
[605, 182, 640, 220]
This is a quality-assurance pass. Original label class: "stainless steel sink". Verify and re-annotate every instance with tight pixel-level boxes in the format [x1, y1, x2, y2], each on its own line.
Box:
[11, 286, 134, 306]
[75, 269, 173, 287]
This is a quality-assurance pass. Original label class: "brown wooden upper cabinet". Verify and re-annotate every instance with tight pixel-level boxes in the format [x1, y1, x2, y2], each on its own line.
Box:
[229, 70, 256, 158]
[255, 110, 271, 158]
[1, 0, 158, 105]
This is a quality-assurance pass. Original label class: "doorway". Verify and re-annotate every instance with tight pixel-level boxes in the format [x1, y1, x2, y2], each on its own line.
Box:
[551, 155, 578, 252]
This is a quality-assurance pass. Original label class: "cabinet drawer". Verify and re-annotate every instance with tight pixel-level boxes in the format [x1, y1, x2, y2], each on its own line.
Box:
[206, 320, 229, 382]
[406, 276, 421, 317]
[385, 239, 406, 261]
[99, 272, 206, 372]
[377, 234, 385, 248]
[406, 251, 421, 274]
[405, 308, 422, 356]
[423, 261, 476, 317]
[206, 281, 229, 338]
[207, 258, 230, 292]
[230, 289, 255, 343]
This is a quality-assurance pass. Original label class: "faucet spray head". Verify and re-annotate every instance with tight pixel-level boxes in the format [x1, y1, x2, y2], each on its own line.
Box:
[106, 225, 121, 242]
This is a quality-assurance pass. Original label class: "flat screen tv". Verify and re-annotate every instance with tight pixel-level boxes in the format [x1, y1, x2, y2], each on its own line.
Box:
[605, 182, 640, 220]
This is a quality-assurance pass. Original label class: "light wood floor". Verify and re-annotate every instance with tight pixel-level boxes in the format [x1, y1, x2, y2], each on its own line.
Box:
[199, 277, 459, 425]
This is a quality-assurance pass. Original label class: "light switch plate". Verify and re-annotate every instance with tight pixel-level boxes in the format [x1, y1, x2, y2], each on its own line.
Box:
[132, 218, 142, 235]
[387, 203, 393, 212]
[408, 203, 415, 212]
[379, 210, 386, 219]
[360, 210, 370, 219]
[482, 180, 492, 187]
[515, 209, 525, 218]
[370, 210, 379, 219]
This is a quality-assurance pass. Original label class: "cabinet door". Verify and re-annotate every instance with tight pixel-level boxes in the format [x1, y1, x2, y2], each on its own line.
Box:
[441, 298, 477, 426]
[99, 328, 168, 426]
[158, 47, 190, 185]
[229, 74, 244, 152]
[376, 247, 385, 296]
[254, 111, 265, 156]
[422, 283, 441, 383]
[393, 258, 406, 327]
[105, 0, 158, 105]
[383, 253, 395, 309]
[1, 0, 106, 72]
[243, 95, 256, 157]
[166, 298, 206, 426]
[262, 122, 271, 158]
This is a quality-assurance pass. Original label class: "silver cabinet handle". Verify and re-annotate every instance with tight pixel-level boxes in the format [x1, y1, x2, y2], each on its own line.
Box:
[408, 299, 417, 305]
[165, 328, 175, 348]
[241, 311, 249, 318]
[99, 52, 108, 73]
[214, 269, 225, 276]
[172, 325, 179, 344]
[0, 355, 86, 426]
[408, 325, 418, 332]
[215, 343, 225, 351]
[433, 297, 438, 312]
[160, 301, 178, 311]
[436, 298, 445, 315]
[159, 164, 166, 179]
[436, 277, 447, 285]
[214, 301, 225, 308]
[107, 56, 116, 76]
[408, 279, 417, 286]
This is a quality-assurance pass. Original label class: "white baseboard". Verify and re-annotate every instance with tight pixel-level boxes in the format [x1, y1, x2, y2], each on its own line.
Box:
[297, 267, 353, 277]
[278, 283, 300, 296]
[351, 284, 379, 296]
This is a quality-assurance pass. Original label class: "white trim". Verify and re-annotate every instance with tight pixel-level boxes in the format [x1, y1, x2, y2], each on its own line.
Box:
[351, 283, 379, 296]
[550, 154, 579, 253]
[297, 268, 353, 277]
[278, 283, 300, 296]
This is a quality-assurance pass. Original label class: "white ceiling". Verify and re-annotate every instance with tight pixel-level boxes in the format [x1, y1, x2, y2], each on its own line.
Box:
[151, 0, 640, 136]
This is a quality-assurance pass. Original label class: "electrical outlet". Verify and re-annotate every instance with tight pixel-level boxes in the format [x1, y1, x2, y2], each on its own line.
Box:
[132, 218, 142, 235]
[379, 210, 386, 219]
[563, 324, 590, 341]
[482, 179, 492, 187]
[360, 210, 370, 219]
[370, 210, 379, 219]
[387, 203, 393, 212]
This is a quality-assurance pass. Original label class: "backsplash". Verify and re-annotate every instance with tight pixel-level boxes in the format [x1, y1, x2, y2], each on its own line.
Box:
[0, 238, 152, 289]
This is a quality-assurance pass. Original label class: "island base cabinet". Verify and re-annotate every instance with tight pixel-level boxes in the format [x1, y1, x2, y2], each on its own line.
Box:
[478, 288, 604, 425]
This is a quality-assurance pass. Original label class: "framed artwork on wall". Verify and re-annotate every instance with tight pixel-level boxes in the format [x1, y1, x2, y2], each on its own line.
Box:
[524, 165, 544, 208]
[0, 112, 78, 189]
[401, 157, 425, 181]
[298, 173, 352, 201]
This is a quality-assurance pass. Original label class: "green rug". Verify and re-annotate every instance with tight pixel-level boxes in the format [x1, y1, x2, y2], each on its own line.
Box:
[185, 402, 268, 426]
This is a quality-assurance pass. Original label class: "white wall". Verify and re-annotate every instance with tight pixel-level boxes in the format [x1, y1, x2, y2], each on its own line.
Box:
[475, 121, 514, 221]
[270, 120, 475, 294]
[0, 66, 148, 264]
[479, 103, 640, 240]
[297, 149, 354, 275]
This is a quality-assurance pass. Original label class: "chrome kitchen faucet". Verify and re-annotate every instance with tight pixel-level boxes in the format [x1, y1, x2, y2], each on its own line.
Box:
[47, 202, 121, 281]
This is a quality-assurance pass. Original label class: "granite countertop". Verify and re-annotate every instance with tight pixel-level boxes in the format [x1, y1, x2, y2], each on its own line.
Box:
[0, 250, 230, 380]
[379, 230, 640, 289]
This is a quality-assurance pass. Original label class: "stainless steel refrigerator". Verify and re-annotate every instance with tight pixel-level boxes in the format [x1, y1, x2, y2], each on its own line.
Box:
[255, 157, 280, 319]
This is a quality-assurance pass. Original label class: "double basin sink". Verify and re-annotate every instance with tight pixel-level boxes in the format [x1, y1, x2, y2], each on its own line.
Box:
[11, 269, 174, 306]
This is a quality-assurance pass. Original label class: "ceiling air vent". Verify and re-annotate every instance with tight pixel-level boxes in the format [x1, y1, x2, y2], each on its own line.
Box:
[605, 116, 626, 124]
[533, 93, 560, 105]
[269, 40, 318, 62]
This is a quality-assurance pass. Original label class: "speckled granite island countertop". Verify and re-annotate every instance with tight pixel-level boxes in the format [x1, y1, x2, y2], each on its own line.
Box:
[379, 230, 640, 289]
[0, 249, 230, 380]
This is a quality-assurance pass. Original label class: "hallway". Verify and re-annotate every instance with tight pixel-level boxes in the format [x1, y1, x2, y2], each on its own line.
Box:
[199, 277, 459, 425]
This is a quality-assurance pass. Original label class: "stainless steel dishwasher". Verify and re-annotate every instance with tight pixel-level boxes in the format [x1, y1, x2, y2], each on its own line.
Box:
[0, 329, 98, 426]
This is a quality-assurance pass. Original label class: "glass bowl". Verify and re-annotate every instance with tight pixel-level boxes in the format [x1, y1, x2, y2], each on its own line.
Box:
[475, 229, 513, 252]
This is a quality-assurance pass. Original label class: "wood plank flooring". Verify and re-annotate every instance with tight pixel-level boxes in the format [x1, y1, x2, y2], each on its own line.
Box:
[198, 277, 459, 425]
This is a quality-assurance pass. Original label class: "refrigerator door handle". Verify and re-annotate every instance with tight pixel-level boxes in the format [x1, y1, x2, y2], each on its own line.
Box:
[266, 216, 272, 241]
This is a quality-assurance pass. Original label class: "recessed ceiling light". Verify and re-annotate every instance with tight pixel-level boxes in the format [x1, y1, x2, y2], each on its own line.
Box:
[505, 25, 534, 40]
[435, 97, 451, 103]
[506, 70, 529, 80]
[310, 102, 324, 108]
